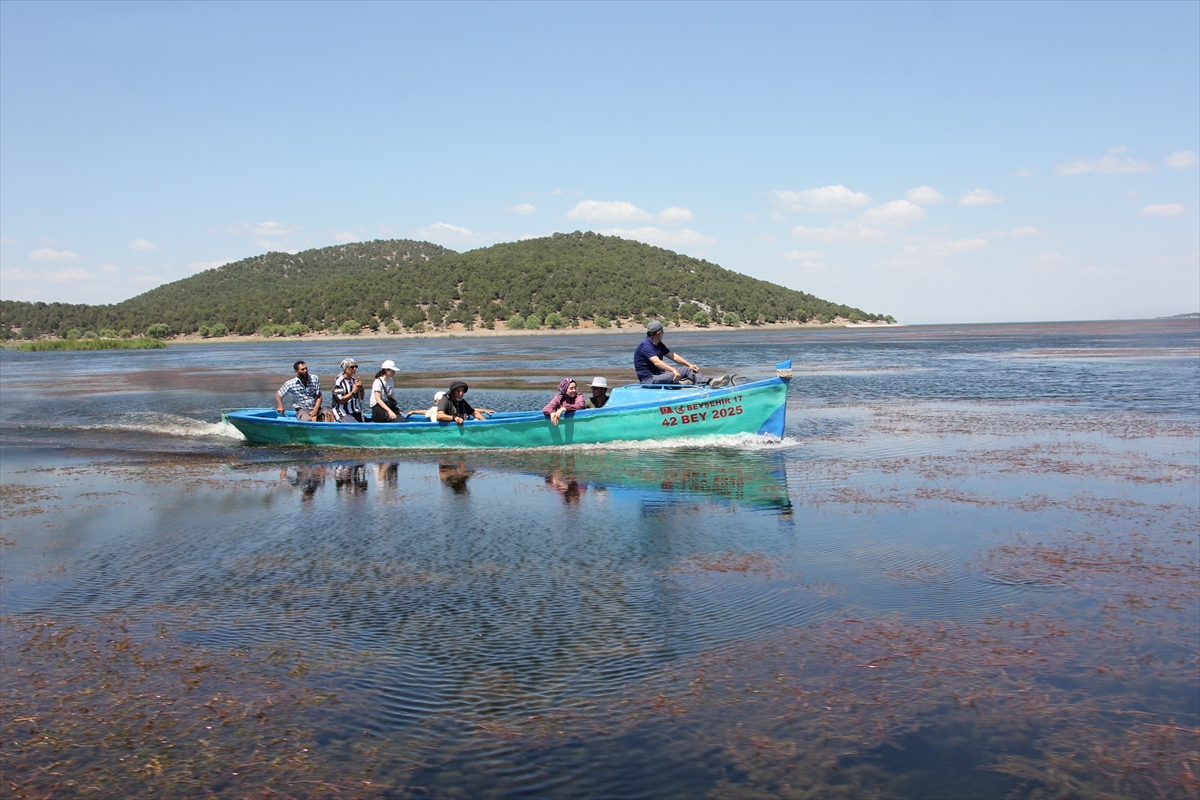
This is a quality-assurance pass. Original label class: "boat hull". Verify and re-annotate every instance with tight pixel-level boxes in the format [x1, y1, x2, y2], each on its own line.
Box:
[225, 366, 790, 450]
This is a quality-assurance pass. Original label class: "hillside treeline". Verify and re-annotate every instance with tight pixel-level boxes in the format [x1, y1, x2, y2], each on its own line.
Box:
[1, 233, 891, 339]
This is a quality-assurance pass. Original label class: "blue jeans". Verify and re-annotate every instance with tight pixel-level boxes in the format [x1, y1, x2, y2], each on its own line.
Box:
[642, 366, 709, 385]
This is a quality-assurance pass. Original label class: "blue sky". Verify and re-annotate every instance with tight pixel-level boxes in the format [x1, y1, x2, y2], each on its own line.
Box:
[1, 1, 1197, 323]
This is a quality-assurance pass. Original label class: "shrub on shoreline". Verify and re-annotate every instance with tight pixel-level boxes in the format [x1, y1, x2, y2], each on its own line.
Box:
[16, 338, 167, 351]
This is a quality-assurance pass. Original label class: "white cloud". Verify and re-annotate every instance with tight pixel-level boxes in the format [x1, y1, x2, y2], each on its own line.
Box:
[783, 250, 827, 272]
[768, 210, 785, 222]
[566, 200, 652, 223]
[783, 249, 824, 261]
[905, 186, 944, 205]
[959, 189, 1005, 206]
[46, 267, 95, 282]
[332, 230, 359, 243]
[1011, 225, 1042, 237]
[766, 185, 872, 213]
[128, 238, 159, 251]
[1166, 151, 1199, 169]
[791, 222, 886, 242]
[506, 203, 537, 216]
[1139, 203, 1187, 217]
[413, 222, 486, 246]
[597, 226, 716, 249]
[862, 199, 925, 226]
[1054, 151, 1154, 175]
[246, 221, 299, 238]
[0, 236, 14, 245]
[30, 248, 80, 263]
[1014, 168, 1034, 177]
[377, 223, 397, 235]
[228, 221, 302, 249]
[656, 206, 693, 225]
[186, 258, 234, 272]
[1029, 252, 1071, 271]
[879, 238, 989, 269]
[98, 263, 120, 274]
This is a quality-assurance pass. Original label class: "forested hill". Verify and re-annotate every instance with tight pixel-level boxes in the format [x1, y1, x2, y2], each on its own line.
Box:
[1, 239, 454, 339]
[1, 232, 891, 339]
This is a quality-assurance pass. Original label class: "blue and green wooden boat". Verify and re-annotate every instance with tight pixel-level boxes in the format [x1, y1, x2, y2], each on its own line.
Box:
[224, 360, 792, 449]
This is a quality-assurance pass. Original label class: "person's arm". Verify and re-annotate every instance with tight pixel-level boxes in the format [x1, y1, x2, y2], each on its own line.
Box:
[474, 407, 495, 417]
[436, 398, 465, 425]
[649, 355, 681, 380]
[666, 351, 698, 371]
[311, 379, 322, 414]
[542, 397, 560, 415]
[276, 382, 289, 413]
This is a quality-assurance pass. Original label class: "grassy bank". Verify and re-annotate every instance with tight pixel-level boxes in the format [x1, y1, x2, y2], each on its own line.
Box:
[12, 338, 167, 351]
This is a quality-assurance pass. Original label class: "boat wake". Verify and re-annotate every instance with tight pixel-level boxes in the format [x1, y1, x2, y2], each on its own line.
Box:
[514, 432, 802, 453]
[51, 412, 247, 441]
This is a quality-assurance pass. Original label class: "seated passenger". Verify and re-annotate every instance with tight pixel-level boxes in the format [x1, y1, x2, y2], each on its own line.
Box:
[436, 381, 493, 425]
[634, 320, 729, 387]
[403, 391, 445, 421]
[585, 377, 609, 409]
[332, 358, 364, 422]
[543, 378, 586, 425]
[369, 360, 400, 422]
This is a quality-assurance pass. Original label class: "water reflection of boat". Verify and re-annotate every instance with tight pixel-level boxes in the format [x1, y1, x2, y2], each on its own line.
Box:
[224, 362, 792, 449]
[278, 449, 792, 514]
[438, 459, 474, 494]
[512, 449, 792, 513]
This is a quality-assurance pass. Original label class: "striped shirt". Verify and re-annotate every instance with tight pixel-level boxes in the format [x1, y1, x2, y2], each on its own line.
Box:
[278, 375, 321, 410]
[333, 375, 362, 420]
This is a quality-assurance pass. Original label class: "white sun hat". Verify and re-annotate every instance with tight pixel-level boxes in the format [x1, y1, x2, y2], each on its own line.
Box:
[381, 360, 397, 371]
[588, 377, 608, 390]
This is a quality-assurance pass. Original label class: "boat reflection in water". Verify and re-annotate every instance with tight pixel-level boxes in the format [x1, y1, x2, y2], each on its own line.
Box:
[276, 447, 792, 515]
[437, 458, 475, 494]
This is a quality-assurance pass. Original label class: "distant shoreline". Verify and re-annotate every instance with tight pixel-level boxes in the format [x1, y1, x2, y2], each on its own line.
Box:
[169, 319, 901, 345]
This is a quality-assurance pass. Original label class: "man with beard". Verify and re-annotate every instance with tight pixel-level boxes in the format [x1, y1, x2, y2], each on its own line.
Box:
[276, 360, 323, 421]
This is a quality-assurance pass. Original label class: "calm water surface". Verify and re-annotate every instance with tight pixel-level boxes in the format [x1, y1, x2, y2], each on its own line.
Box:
[2, 321, 1197, 799]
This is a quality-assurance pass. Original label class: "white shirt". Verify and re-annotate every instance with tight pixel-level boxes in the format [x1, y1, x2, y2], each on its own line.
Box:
[371, 376, 395, 406]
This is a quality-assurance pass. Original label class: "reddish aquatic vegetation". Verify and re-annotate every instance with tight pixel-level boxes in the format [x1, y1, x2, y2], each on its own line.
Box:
[0, 615, 419, 799]
[671, 551, 782, 575]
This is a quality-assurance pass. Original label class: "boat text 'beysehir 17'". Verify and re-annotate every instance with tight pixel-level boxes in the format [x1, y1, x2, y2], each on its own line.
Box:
[224, 360, 793, 449]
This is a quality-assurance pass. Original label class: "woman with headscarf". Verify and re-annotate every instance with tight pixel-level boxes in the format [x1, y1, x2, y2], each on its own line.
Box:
[332, 358, 364, 422]
[542, 378, 586, 425]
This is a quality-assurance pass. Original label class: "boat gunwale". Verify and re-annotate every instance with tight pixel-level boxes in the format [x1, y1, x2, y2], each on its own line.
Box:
[225, 373, 788, 429]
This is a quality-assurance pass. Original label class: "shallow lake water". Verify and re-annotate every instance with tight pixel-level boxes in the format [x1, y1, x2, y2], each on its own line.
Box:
[2, 321, 1197, 799]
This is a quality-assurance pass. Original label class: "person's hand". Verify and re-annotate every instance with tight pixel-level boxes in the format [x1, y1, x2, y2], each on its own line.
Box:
[455, 415, 464, 426]
[550, 409, 561, 426]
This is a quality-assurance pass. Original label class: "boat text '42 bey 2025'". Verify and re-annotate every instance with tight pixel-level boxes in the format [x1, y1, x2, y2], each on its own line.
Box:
[223, 360, 793, 449]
